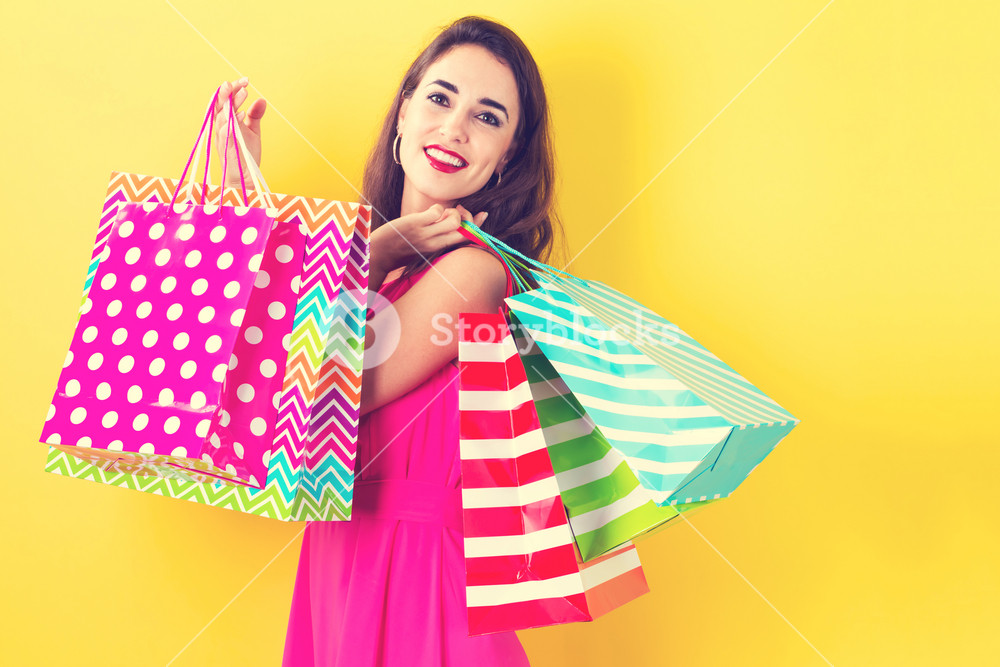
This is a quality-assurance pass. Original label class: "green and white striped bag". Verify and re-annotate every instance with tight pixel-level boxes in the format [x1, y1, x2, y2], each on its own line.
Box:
[460, 222, 799, 561]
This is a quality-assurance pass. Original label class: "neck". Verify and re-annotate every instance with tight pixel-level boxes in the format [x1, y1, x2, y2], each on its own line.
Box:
[399, 176, 456, 216]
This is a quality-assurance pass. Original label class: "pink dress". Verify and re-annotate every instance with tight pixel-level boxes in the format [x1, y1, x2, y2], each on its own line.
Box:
[282, 254, 531, 666]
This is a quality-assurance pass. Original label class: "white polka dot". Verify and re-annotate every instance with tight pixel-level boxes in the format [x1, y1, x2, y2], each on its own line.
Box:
[167, 303, 183, 320]
[65, 379, 81, 397]
[170, 446, 187, 457]
[131, 275, 147, 292]
[217, 252, 234, 270]
[45, 433, 61, 445]
[225, 463, 237, 475]
[253, 269, 269, 288]
[241, 227, 258, 244]
[210, 226, 226, 242]
[230, 309, 245, 326]
[149, 358, 165, 376]
[233, 442, 245, 459]
[220, 410, 231, 427]
[100, 273, 117, 290]
[76, 436, 92, 448]
[102, 411, 118, 428]
[210, 433, 222, 448]
[201, 453, 213, 465]
[198, 306, 215, 323]
[275, 245, 294, 263]
[155, 248, 171, 266]
[282, 334, 291, 351]
[189, 391, 207, 410]
[250, 418, 267, 436]
[248, 254, 263, 272]
[88, 352, 103, 370]
[273, 392, 281, 409]
[96, 382, 111, 399]
[212, 363, 228, 382]
[127, 385, 142, 403]
[138, 442, 154, 454]
[176, 360, 196, 379]
[63, 350, 73, 368]
[203, 204, 219, 215]
[125, 247, 141, 265]
[260, 359, 277, 378]
[82, 326, 98, 343]
[118, 219, 134, 237]
[290, 275, 300, 293]
[149, 221, 165, 239]
[107, 440, 124, 451]
[98, 246, 110, 262]
[262, 450, 271, 467]
[158, 388, 174, 405]
[160, 275, 176, 292]
[178, 223, 195, 241]
[205, 335, 222, 353]
[228, 353, 239, 370]
[244, 326, 263, 344]
[237, 384, 255, 402]
[173, 332, 190, 350]
[133, 413, 149, 431]
[46, 404, 55, 421]
[223, 281, 240, 298]
[164, 416, 181, 435]
[185, 250, 202, 268]
[70, 407, 87, 424]
[191, 278, 208, 296]
[142, 201, 157, 213]
[142, 330, 158, 347]
[112, 327, 128, 345]
[136, 301, 152, 319]
[106, 300, 122, 317]
[80, 298, 93, 315]
[118, 355, 135, 373]
[195, 420, 211, 437]
[249, 475, 259, 486]
[267, 302, 286, 319]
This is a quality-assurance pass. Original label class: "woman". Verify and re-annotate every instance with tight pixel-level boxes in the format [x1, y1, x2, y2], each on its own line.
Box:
[215, 16, 559, 666]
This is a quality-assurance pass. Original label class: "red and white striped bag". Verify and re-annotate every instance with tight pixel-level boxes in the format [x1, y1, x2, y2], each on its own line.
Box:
[458, 311, 650, 636]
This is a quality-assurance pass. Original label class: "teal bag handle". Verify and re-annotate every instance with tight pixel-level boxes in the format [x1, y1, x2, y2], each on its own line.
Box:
[458, 220, 582, 289]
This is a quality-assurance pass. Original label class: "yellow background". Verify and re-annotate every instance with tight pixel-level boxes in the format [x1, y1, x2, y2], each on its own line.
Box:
[2, 0, 997, 664]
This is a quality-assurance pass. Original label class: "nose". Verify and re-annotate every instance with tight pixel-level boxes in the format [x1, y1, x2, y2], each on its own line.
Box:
[438, 112, 469, 144]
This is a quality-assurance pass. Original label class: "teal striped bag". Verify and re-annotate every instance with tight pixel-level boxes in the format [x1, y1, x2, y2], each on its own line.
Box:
[460, 222, 800, 561]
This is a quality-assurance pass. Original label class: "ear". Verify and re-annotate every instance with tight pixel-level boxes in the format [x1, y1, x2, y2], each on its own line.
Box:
[397, 96, 410, 133]
[500, 139, 518, 171]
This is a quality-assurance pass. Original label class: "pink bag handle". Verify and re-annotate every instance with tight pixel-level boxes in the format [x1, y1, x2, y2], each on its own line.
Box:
[170, 87, 272, 209]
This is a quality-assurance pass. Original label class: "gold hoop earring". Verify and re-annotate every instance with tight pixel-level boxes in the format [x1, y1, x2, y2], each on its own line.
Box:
[494, 170, 502, 187]
[392, 132, 402, 165]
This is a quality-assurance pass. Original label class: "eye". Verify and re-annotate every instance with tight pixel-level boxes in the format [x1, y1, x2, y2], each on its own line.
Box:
[478, 112, 501, 127]
[428, 92, 448, 106]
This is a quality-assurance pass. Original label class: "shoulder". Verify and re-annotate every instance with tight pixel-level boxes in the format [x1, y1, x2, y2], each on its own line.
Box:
[435, 245, 507, 289]
[410, 246, 508, 312]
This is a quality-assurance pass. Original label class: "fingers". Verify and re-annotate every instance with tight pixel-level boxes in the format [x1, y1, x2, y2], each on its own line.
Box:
[244, 98, 267, 135]
[215, 77, 249, 114]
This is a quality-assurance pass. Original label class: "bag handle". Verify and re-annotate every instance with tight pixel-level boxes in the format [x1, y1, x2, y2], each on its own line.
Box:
[170, 87, 274, 209]
[457, 221, 579, 290]
[456, 224, 530, 298]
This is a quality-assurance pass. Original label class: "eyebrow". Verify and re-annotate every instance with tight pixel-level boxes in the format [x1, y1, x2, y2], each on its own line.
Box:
[427, 79, 510, 121]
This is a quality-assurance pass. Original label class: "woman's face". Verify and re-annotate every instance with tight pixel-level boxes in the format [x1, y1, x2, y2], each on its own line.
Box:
[397, 44, 520, 212]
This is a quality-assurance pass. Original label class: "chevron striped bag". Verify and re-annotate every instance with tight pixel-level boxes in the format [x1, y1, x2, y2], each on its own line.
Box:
[459, 312, 649, 636]
[458, 222, 800, 559]
[41, 91, 369, 521]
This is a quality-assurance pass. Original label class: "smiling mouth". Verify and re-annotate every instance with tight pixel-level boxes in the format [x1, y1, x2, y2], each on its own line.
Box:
[424, 147, 468, 172]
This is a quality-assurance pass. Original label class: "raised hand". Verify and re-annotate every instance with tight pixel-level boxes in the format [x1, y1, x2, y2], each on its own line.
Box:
[213, 77, 267, 188]
[370, 204, 489, 276]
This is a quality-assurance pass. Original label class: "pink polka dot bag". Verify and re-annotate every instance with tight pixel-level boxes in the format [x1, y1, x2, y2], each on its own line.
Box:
[39, 89, 369, 516]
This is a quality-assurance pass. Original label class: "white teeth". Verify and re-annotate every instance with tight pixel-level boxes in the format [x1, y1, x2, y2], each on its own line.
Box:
[425, 148, 466, 167]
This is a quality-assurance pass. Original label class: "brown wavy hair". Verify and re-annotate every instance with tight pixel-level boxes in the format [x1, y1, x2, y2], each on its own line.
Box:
[361, 15, 561, 286]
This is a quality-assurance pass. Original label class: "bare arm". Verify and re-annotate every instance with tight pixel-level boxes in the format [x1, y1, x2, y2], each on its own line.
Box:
[359, 246, 508, 416]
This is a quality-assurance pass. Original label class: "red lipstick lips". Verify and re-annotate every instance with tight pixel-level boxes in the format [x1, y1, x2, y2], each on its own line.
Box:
[424, 145, 468, 173]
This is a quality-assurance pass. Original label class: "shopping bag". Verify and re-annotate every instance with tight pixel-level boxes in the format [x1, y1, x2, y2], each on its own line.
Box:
[41, 89, 370, 520]
[41, 89, 294, 487]
[459, 312, 649, 635]
[458, 223, 799, 559]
